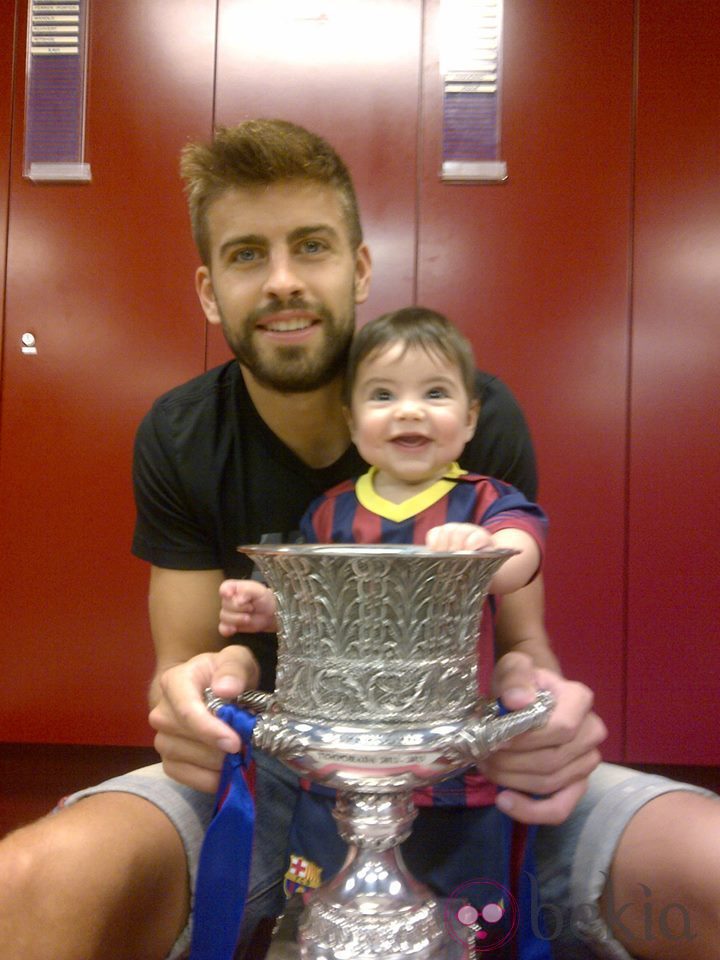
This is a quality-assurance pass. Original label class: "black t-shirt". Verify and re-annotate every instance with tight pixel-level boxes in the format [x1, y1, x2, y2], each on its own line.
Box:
[132, 361, 538, 688]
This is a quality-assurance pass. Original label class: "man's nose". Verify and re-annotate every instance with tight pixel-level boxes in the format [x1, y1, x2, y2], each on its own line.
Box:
[262, 250, 304, 300]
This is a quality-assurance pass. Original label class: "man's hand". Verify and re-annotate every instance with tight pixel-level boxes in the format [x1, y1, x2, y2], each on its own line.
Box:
[480, 652, 607, 825]
[148, 644, 260, 794]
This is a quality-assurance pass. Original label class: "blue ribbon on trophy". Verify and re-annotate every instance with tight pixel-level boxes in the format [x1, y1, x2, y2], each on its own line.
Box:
[189, 702, 258, 960]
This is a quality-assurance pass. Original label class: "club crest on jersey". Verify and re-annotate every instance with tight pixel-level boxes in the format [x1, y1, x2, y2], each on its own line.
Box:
[284, 853, 323, 897]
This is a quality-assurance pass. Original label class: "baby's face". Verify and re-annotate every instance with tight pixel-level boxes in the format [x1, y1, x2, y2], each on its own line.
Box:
[348, 341, 478, 492]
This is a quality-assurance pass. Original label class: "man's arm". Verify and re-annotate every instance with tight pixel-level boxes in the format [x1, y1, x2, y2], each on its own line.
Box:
[494, 573, 560, 671]
[148, 567, 228, 705]
[485, 575, 608, 824]
[147, 566, 262, 793]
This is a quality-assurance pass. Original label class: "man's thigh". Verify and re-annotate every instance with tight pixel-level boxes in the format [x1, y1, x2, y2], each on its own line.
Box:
[61, 762, 215, 960]
[0, 778, 193, 960]
[535, 762, 716, 959]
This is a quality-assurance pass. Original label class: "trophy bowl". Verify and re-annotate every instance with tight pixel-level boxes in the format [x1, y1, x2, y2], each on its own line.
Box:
[208, 544, 553, 959]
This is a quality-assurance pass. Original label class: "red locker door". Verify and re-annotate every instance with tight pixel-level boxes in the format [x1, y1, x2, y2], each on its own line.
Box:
[206, 0, 423, 368]
[0, 0, 216, 745]
[418, 0, 636, 758]
[0, 2, 15, 370]
[626, 1, 720, 764]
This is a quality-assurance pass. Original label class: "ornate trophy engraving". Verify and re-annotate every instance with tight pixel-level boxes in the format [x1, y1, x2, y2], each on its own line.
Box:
[207, 544, 553, 959]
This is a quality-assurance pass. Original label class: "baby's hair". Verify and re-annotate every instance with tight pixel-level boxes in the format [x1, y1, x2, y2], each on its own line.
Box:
[344, 306, 477, 405]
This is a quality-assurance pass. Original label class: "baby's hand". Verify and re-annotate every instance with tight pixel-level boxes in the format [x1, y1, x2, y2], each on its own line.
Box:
[218, 579, 278, 636]
[425, 523, 494, 552]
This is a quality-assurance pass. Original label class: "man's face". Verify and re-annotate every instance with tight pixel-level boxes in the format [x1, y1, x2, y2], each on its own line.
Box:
[196, 180, 371, 393]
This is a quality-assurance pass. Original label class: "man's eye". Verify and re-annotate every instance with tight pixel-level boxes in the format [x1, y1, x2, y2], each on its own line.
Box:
[233, 248, 260, 263]
[299, 239, 327, 255]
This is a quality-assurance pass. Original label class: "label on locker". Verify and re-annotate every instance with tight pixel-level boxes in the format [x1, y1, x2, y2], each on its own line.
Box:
[439, 0, 506, 182]
[24, 0, 90, 181]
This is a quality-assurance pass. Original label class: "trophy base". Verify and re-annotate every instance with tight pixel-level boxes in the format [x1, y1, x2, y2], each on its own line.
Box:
[292, 841, 474, 960]
[297, 900, 473, 959]
[267, 899, 473, 960]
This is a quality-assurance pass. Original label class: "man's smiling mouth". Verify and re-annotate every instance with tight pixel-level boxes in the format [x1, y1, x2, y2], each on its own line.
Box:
[256, 311, 318, 334]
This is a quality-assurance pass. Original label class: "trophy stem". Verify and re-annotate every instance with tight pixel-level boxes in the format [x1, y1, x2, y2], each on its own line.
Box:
[297, 791, 472, 959]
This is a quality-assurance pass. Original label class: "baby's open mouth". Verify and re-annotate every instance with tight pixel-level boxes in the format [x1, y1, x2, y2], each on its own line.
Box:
[392, 435, 429, 447]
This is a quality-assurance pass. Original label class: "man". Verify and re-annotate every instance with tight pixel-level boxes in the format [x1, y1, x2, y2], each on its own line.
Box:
[0, 120, 717, 960]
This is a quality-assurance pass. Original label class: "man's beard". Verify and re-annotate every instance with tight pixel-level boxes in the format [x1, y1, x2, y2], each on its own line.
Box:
[220, 298, 354, 394]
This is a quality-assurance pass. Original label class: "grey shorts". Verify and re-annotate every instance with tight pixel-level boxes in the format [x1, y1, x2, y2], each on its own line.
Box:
[62, 759, 715, 959]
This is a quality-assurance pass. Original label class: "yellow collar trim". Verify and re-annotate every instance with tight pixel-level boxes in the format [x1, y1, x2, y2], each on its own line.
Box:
[355, 463, 467, 523]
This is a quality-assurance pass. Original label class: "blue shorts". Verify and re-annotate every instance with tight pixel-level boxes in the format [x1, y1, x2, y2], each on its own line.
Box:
[63, 756, 716, 959]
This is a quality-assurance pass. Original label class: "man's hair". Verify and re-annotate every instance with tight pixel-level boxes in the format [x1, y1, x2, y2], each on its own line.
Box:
[180, 119, 363, 264]
[344, 306, 478, 405]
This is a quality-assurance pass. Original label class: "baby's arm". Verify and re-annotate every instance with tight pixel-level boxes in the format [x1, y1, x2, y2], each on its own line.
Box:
[425, 523, 540, 595]
[218, 579, 278, 636]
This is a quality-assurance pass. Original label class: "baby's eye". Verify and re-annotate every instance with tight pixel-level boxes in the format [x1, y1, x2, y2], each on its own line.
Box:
[426, 386, 449, 399]
[369, 388, 393, 402]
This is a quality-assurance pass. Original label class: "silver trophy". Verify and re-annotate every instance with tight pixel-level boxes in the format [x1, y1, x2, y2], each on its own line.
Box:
[207, 544, 553, 959]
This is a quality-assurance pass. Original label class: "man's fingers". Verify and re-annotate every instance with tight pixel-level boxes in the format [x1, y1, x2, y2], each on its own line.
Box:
[492, 651, 537, 709]
[159, 756, 224, 795]
[150, 652, 245, 752]
[153, 731, 226, 773]
[481, 655, 608, 825]
[149, 694, 240, 754]
[496, 681, 604, 755]
[483, 743, 603, 795]
[492, 662, 603, 753]
[210, 644, 261, 698]
[148, 647, 265, 792]
[495, 777, 590, 826]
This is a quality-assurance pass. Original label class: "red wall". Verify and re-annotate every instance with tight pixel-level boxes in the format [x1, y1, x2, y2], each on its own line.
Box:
[0, 0, 717, 766]
[626, 2, 720, 763]
[0, 0, 215, 744]
[0, 3, 15, 374]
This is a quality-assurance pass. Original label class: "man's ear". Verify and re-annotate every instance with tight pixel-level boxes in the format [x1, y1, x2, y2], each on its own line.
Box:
[354, 243, 372, 305]
[195, 266, 222, 326]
